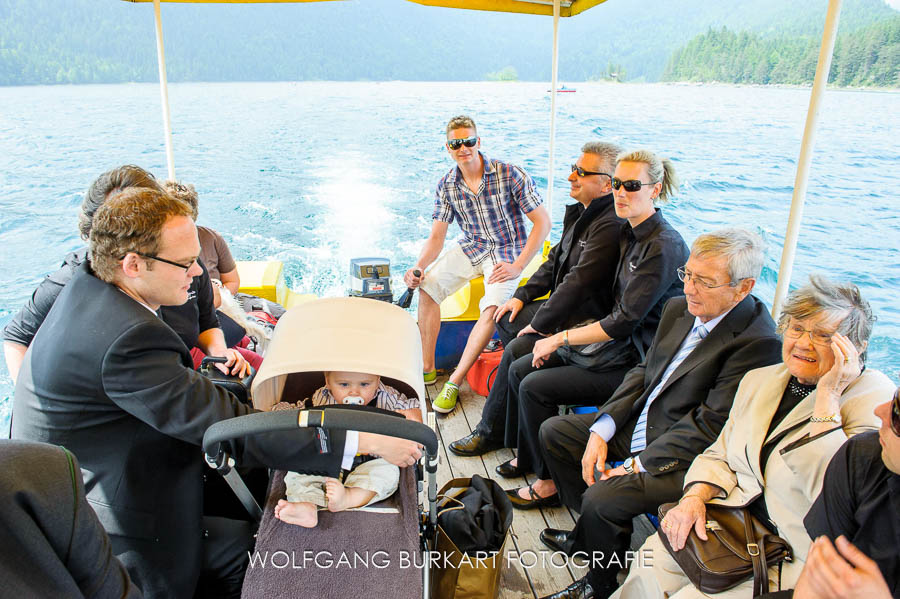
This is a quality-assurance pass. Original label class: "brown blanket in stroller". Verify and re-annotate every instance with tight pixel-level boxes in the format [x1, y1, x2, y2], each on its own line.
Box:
[242, 466, 423, 599]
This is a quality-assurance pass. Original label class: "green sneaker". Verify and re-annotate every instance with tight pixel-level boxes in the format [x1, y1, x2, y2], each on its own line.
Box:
[423, 369, 437, 386]
[432, 382, 459, 414]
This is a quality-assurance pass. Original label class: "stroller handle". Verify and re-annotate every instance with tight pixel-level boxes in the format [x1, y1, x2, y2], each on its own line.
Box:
[203, 408, 440, 459]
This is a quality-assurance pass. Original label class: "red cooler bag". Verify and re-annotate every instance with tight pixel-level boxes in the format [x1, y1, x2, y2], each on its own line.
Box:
[466, 342, 504, 397]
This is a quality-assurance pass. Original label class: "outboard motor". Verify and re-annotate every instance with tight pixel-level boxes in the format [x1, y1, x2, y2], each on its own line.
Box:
[348, 257, 393, 303]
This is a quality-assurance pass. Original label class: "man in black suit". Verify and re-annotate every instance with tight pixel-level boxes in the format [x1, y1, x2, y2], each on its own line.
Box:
[12, 188, 422, 598]
[450, 141, 624, 457]
[536, 228, 783, 599]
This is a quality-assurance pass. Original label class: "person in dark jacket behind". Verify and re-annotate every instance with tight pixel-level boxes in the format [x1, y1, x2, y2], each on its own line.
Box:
[450, 141, 624, 457]
[2, 164, 249, 383]
[0, 440, 141, 598]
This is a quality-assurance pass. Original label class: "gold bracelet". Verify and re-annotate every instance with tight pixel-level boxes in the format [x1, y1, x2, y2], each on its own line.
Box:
[563, 329, 569, 347]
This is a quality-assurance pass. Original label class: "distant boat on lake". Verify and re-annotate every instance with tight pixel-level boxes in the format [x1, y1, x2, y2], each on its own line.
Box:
[547, 84, 576, 93]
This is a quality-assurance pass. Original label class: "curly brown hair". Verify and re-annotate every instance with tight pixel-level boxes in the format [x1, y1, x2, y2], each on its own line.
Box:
[89, 188, 193, 283]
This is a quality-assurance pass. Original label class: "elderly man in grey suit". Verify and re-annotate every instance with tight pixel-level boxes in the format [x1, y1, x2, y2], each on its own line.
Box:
[536, 228, 783, 599]
[12, 187, 422, 599]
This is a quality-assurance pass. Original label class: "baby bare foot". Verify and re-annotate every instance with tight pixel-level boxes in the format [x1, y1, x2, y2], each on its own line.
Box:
[274, 499, 318, 528]
[325, 478, 352, 513]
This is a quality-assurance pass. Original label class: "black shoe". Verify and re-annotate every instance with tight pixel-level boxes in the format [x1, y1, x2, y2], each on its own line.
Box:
[448, 431, 502, 457]
[505, 484, 561, 510]
[540, 528, 573, 554]
[539, 575, 594, 599]
[495, 458, 524, 478]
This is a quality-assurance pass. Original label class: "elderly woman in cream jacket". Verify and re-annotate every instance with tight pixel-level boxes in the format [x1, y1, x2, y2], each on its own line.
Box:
[611, 276, 894, 599]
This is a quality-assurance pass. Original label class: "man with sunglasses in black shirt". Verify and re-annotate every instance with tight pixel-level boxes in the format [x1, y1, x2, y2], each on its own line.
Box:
[450, 141, 625, 457]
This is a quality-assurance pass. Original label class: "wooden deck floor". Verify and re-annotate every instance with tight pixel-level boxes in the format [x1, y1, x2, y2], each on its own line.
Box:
[425, 375, 588, 599]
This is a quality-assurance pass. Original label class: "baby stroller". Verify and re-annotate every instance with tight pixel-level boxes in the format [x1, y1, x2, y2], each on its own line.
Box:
[202, 297, 440, 599]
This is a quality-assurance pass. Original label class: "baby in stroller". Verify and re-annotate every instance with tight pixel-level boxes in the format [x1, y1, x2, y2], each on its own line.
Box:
[273, 370, 423, 528]
[205, 297, 438, 599]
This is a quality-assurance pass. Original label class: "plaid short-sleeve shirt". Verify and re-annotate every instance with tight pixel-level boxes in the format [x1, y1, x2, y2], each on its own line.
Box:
[432, 153, 543, 265]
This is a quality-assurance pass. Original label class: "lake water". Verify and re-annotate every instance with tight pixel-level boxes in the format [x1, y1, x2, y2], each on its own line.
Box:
[1, 81, 898, 431]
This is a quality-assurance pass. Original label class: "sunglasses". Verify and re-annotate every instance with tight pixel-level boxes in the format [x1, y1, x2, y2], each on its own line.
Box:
[891, 388, 900, 436]
[571, 164, 611, 178]
[447, 136, 478, 151]
[612, 177, 657, 192]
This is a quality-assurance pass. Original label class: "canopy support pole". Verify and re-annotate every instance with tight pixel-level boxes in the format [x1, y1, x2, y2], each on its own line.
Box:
[771, 0, 842, 318]
[544, 0, 560, 232]
[153, 0, 176, 181]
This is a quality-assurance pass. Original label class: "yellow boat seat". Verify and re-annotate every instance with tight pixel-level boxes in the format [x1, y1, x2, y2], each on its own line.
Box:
[237, 239, 552, 321]
[235, 260, 316, 309]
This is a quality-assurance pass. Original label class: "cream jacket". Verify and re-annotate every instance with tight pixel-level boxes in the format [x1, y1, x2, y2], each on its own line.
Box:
[683, 363, 893, 587]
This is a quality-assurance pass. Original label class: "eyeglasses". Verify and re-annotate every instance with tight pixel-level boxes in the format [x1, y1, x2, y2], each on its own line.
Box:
[890, 388, 899, 436]
[571, 164, 611, 178]
[782, 323, 835, 346]
[677, 267, 741, 290]
[612, 178, 657, 192]
[447, 136, 478, 151]
[132, 252, 197, 272]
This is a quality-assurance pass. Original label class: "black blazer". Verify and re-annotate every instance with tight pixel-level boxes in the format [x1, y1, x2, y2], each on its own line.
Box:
[596, 294, 782, 475]
[12, 263, 346, 598]
[513, 194, 623, 334]
[0, 440, 141, 598]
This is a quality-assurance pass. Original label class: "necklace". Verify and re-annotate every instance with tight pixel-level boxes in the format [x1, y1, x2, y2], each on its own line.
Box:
[788, 377, 816, 398]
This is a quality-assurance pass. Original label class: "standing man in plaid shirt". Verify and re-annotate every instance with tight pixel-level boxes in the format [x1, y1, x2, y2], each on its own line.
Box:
[404, 115, 550, 413]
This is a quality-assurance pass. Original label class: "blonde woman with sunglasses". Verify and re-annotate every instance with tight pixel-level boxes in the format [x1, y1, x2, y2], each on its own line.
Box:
[503, 149, 690, 509]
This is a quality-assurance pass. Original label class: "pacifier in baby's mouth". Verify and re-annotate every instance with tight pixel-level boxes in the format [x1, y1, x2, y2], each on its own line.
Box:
[342, 396, 365, 405]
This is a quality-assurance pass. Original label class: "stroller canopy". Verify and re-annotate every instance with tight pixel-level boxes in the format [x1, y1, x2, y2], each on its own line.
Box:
[251, 297, 425, 413]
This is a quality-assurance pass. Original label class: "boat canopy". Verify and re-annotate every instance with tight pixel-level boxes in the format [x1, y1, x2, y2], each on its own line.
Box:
[122, 0, 845, 318]
[122, 0, 608, 18]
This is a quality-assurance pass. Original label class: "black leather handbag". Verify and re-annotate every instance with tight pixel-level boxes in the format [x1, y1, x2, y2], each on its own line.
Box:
[658, 502, 793, 597]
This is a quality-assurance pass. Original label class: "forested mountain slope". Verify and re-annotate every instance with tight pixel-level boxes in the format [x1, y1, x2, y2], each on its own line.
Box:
[0, 0, 896, 85]
[663, 17, 900, 87]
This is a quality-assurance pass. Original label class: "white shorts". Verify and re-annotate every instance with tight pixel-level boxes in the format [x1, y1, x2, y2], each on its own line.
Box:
[284, 458, 400, 508]
[419, 244, 522, 313]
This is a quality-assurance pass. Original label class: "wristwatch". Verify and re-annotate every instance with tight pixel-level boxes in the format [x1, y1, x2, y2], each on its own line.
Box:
[623, 456, 636, 474]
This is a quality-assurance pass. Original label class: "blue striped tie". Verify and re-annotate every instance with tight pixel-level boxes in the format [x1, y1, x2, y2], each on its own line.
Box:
[630, 324, 709, 454]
